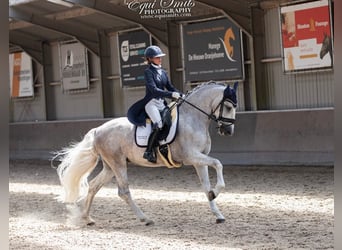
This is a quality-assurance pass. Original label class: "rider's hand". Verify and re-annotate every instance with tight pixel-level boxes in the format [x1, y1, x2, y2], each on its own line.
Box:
[172, 92, 181, 99]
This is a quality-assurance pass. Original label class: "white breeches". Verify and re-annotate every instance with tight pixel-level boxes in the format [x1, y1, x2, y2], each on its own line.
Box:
[145, 98, 165, 129]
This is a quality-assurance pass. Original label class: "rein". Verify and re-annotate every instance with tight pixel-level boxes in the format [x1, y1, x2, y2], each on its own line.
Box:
[177, 96, 236, 125]
[179, 98, 217, 121]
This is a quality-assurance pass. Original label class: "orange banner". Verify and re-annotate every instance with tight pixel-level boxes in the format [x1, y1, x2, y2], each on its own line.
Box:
[11, 52, 22, 98]
[9, 52, 34, 98]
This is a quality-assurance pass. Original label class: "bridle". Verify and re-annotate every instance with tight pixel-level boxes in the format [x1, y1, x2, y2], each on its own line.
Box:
[177, 95, 236, 126]
[213, 98, 237, 125]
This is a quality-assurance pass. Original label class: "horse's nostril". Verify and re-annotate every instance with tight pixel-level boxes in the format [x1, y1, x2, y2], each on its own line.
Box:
[218, 124, 234, 136]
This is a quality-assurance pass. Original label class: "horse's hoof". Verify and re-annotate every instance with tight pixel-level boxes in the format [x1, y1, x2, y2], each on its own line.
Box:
[145, 220, 154, 226]
[216, 218, 225, 224]
[140, 218, 154, 226]
[208, 190, 216, 201]
[83, 216, 95, 226]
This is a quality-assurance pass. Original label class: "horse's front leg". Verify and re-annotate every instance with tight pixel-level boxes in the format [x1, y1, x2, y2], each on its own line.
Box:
[194, 165, 225, 223]
[190, 153, 225, 199]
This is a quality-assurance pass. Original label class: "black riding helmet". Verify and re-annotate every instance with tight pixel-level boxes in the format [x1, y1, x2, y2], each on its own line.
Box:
[144, 45, 166, 59]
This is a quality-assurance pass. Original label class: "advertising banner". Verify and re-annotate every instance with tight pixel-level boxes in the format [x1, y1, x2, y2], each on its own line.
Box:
[9, 52, 34, 98]
[60, 42, 89, 91]
[183, 18, 243, 82]
[119, 30, 151, 87]
[280, 0, 333, 72]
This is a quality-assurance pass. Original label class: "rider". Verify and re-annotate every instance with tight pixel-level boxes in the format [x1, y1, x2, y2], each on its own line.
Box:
[127, 45, 183, 163]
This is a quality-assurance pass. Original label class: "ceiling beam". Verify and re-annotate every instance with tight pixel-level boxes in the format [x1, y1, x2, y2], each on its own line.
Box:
[63, 0, 168, 45]
[9, 20, 33, 30]
[9, 0, 40, 6]
[9, 31, 43, 64]
[9, 6, 100, 55]
[196, 0, 252, 35]
[46, 7, 96, 20]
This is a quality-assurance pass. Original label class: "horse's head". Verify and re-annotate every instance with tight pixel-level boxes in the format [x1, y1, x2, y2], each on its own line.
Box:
[320, 33, 331, 59]
[213, 82, 238, 136]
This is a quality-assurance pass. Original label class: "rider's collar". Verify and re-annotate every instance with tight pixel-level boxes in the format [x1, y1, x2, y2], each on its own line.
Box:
[151, 63, 162, 69]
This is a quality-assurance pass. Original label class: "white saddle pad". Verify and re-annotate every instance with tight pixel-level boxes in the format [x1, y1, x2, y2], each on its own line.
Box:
[135, 106, 179, 147]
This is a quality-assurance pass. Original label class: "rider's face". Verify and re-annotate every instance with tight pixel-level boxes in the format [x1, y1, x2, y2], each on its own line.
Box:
[150, 57, 162, 65]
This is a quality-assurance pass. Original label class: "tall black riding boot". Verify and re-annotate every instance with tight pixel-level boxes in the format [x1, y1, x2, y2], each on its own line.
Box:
[143, 127, 160, 163]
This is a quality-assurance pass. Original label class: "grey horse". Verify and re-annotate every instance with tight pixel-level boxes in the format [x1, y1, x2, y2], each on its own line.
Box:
[56, 81, 238, 225]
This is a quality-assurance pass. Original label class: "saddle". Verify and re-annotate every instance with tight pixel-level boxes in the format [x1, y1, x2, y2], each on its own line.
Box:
[135, 102, 181, 168]
[135, 102, 179, 147]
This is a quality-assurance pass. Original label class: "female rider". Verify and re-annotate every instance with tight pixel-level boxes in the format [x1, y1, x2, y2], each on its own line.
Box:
[127, 45, 183, 163]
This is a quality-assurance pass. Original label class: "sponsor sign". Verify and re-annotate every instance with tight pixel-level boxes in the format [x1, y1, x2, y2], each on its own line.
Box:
[183, 18, 244, 82]
[9, 52, 34, 98]
[280, 0, 333, 72]
[119, 30, 151, 87]
[60, 42, 89, 90]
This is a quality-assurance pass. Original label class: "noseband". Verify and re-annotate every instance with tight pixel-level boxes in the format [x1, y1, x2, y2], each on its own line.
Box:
[211, 98, 236, 125]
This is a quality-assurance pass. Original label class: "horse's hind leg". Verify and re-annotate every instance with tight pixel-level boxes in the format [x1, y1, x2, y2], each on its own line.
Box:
[75, 162, 115, 226]
[109, 159, 154, 226]
[194, 165, 225, 223]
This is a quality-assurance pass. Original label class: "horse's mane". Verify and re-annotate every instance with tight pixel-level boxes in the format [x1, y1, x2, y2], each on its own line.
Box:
[186, 81, 227, 96]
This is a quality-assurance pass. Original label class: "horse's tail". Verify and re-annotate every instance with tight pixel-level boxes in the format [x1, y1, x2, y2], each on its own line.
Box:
[54, 128, 99, 203]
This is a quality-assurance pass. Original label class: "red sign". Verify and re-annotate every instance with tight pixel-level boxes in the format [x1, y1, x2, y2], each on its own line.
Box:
[280, 0, 332, 72]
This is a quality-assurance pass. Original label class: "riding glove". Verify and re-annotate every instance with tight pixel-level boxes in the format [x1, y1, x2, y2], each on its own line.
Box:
[172, 92, 181, 99]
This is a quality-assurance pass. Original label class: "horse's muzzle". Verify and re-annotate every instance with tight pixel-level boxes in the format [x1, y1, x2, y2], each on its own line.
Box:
[218, 123, 234, 136]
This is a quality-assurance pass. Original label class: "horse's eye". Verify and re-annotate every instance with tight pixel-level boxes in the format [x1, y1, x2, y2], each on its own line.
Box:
[227, 106, 232, 112]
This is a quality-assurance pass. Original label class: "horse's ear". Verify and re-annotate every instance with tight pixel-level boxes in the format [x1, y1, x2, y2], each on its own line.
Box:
[233, 81, 238, 92]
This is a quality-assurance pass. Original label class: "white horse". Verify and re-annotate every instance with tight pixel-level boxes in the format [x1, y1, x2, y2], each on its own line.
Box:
[55, 81, 238, 225]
